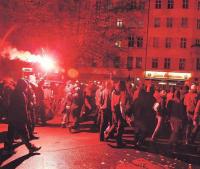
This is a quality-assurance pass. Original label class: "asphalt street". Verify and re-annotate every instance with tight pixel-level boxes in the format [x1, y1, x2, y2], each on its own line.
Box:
[0, 117, 200, 169]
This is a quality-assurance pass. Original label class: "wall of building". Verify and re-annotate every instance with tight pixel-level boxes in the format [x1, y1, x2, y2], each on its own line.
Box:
[0, 0, 199, 82]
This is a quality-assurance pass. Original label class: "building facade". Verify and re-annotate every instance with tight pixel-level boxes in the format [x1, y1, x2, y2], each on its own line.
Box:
[76, 0, 200, 83]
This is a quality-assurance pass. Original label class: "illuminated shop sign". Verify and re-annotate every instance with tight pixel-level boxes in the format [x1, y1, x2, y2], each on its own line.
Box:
[145, 71, 191, 80]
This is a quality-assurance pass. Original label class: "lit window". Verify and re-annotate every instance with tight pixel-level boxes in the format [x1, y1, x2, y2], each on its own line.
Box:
[180, 38, 187, 48]
[155, 0, 161, 9]
[153, 37, 159, 48]
[197, 19, 200, 29]
[127, 56, 133, 69]
[165, 38, 172, 48]
[168, 0, 174, 9]
[179, 58, 186, 70]
[137, 37, 143, 48]
[181, 17, 188, 28]
[183, 0, 189, 9]
[152, 58, 158, 69]
[128, 36, 134, 47]
[154, 17, 160, 27]
[136, 57, 142, 69]
[197, 58, 200, 71]
[113, 56, 120, 68]
[166, 17, 173, 28]
[115, 41, 122, 48]
[164, 58, 171, 69]
[117, 19, 123, 28]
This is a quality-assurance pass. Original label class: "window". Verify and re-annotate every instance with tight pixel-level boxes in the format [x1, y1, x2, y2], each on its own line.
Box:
[196, 39, 200, 46]
[127, 56, 133, 69]
[165, 38, 172, 48]
[164, 58, 171, 69]
[103, 54, 110, 67]
[117, 19, 123, 28]
[136, 57, 142, 69]
[91, 60, 97, 67]
[154, 17, 160, 27]
[128, 0, 137, 10]
[105, 0, 112, 10]
[152, 58, 158, 68]
[168, 0, 174, 9]
[180, 38, 187, 48]
[179, 58, 186, 70]
[155, 0, 161, 9]
[181, 17, 188, 28]
[166, 17, 173, 28]
[137, 37, 143, 48]
[138, 1, 145, 10]
[197, 58, 200, 70]
[128, 36, 134, 47]
[197, 19, 200, 29]
[113, 56, 120, 68]
[115, 40, 122, 48]
[96, 1, 101, 11]
[153, 37, 159, 48]
[183, 0, 189, 9]
[198, 0, 200, 10]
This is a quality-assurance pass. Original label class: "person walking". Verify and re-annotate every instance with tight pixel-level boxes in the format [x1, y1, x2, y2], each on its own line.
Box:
[4, 79, 41, 154]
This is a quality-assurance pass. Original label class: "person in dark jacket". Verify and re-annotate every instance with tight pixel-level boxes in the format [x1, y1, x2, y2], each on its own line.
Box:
[35, 80, 46, 126]
[69, 86, 83, 132]
[168, 90, 184, 145]
[133, 86, 156, 146]
[4, 79, 41, 154]
[26, 82, 39, 140]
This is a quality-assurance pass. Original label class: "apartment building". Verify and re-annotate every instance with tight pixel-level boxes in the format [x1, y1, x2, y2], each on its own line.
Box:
[77, 0, 200, 83]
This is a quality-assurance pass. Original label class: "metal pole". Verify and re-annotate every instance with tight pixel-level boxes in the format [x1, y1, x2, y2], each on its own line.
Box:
[144, 0, 150, 79]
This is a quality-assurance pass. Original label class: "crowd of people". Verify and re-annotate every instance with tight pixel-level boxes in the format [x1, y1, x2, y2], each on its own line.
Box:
[0, 77, 200, 153]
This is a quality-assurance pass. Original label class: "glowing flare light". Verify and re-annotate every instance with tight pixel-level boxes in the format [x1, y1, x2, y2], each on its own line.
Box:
[40, 57, 55, 71]
[1, 47, 57, 72]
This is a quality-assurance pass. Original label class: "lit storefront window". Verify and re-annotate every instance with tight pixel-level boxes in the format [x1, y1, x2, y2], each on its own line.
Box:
[145, 71, 191, 80]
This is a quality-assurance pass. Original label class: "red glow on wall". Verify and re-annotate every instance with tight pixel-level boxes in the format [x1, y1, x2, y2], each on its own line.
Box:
[67, 68, 79, 79]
